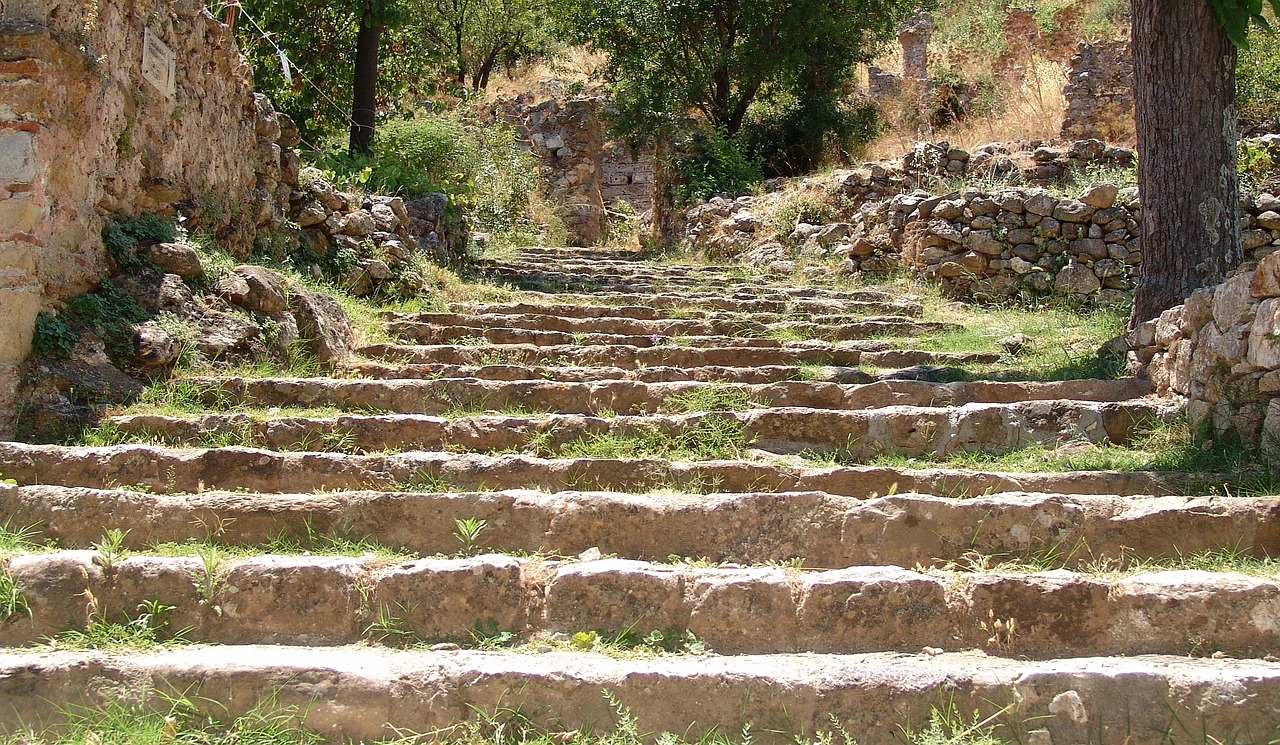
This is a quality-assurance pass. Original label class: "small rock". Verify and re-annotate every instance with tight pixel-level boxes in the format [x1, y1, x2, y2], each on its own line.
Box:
[142, 243, 204, 278]
[430, 643, 461, 652]
[578, 547, 603, 562]
[999, 333, 1033, 356]
[231, 265, 288, 313]
[1078, 183, 1119, 209]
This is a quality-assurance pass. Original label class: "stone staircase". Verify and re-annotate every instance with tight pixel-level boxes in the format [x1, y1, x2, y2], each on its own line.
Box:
[2, 247, 1280, 743]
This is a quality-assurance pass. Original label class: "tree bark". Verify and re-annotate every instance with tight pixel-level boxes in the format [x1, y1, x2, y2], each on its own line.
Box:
[1130, 0, 1241, 325]
[348, 15, 383, 157]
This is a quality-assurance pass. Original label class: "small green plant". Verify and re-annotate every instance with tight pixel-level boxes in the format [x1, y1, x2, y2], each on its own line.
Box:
[193, 544, 228, 605]
[0, 568, 30, 623]
[454, 517, 489, 555]
[92, 528, 129, 575]
[50, 599, 186, 651]
[898, 699, 1012, 745]
[101, 213, 179, 269]
[364, 602, 417, 646]
[570, 627, 707, 656]
[0, 519, 46, 554]
[471, 617, 516, 648]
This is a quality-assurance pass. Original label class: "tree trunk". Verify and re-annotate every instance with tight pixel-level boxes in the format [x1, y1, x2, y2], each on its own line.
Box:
[649, 134, 683, 250]
[1129, 0, 1241, 325]
[348, 17, 383, 157]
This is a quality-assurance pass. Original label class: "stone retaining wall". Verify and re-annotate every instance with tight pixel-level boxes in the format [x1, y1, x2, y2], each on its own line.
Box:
[1136, 252, 1280, 453]
[0, 0, 291, 433]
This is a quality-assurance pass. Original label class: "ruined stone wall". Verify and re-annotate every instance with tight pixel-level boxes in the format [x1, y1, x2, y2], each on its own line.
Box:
[1060, 39, 1135, 143]
[1137, 250, 1280, 453]
[497, 83, 656, 245]
[0, 0, 288, 432]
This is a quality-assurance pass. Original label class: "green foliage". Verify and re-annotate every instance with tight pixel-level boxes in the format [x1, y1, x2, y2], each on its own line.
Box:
[31, 313, 73, 359]
[1238, 139, 1276, 192]
[570, 627, 706, 655]
[32, 280, 151, 362]
[1238, 22, 1280, 129]
[310, 113, 542, 235]
[229, 0, 432, 143]
[418, 0, 556, 92]
[1211, 0, 1280, 47]
[8, 690, 323, 745]
[453, 517, 489, 555]
[557, 0, 913, 147]
[0, 569, 29, 623]
[673, 127, 762, 206]
[102, 214, 179, 269]
[744, 94, 883, 177]
[50, 600, 185, 652]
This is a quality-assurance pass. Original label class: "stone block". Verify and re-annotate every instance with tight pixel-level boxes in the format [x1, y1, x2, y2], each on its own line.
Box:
[1214, 272, 1259, 332]
[1253, 251, 1280, 298]
[1248, 298, 1280, 369]
[0, 193, 44, 233]
[0, 283, 40, 365]
[0, 132, 37, 183]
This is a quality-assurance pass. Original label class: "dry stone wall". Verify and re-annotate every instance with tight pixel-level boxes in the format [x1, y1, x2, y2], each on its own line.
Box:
[0, 0, 296, 433]
[1136, 250, 1280, 453]
[1060, 39, 1135, 143]
[683, 140, 1280, 308]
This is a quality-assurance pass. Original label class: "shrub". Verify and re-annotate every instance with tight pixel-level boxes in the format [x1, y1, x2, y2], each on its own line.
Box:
[1238, 23, 1280, 131]
[673, 126, 762, 207]
[102, 214, 180, 269]
[744, 94, 883, 177]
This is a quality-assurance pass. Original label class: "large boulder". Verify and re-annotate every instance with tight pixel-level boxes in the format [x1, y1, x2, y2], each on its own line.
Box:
[289, 284, 356, 364]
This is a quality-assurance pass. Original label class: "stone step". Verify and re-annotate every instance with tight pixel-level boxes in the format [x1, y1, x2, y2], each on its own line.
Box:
[445, 300, 921, 320]
[176, 376, 1152, 417]
[5, 551, 1279, 659]
[384, 319, 950, 347]
[0, 647, 1277, 744]
[387, 312, 930, 339]
[0, 443, 1215, 497]
[359, 342, 1000, 369]
[479, 271, 895, 301]
[477, 258, 743, 274]
[346, 361, 879, 384]
[8, 485, 1273, 571]
[102, 398, 1166, 457]
[460, 291, 899, 312]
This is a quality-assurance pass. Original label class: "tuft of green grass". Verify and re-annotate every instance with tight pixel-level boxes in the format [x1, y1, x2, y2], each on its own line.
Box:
[0, 568, 30, 623]
[6, 690, 324, 745]
[0, 519, 49, 555]
[662, 384, 765, 414]
[558, 415, 752, 461]
[47, 599, 186, 652]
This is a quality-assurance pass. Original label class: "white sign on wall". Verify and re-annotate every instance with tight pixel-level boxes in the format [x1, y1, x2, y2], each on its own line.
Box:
[142, 28, 176, 99]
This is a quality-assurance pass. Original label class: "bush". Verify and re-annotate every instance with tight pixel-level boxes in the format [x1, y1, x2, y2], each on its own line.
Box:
[1238, 24, 1280, 131]
[102, 214, 180, 269]
[308, 113, 544, 237]
[673, 126, 762, 207]
[31, 281, 151, 362]
[744, 94, 882, 177]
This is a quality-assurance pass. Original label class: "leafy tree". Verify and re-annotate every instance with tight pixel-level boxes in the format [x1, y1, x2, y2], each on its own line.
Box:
[235, 0, 430, 147]
[418, 0, 552, 92]
[556, 0, 914, 143]
[1128, 0, 1278, 325]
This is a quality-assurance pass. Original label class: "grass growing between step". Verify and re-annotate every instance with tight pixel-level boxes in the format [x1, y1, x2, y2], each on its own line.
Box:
[555, 415, 753, 461]
[846, 417, 1280, 495]
[935, 543, 1280, 579]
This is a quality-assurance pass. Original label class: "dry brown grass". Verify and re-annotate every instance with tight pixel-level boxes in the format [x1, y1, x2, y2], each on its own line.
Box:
[866, 54, 1071, 159]
[483, 47, 608, 102]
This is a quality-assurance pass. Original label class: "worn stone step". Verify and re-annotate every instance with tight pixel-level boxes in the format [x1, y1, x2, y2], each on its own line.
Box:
[177, 376, 1152, 418]
[446, 300, 921, 320]
[0, 647, 1277, 744]
[5, 551, 1278, 659]
[386, 312, 931, 340]
[461, 291, 898, 312]
[102, 398, 1166, 457]
[346, 361, 878, 384]
[385, 319, 950, 346]
[481, 271, 897, 301]
[7, 485, 1273, 571]
[478, 258, 742, 274]
[0, 443, 1215, 497]
[359, 342, 1000, 369]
